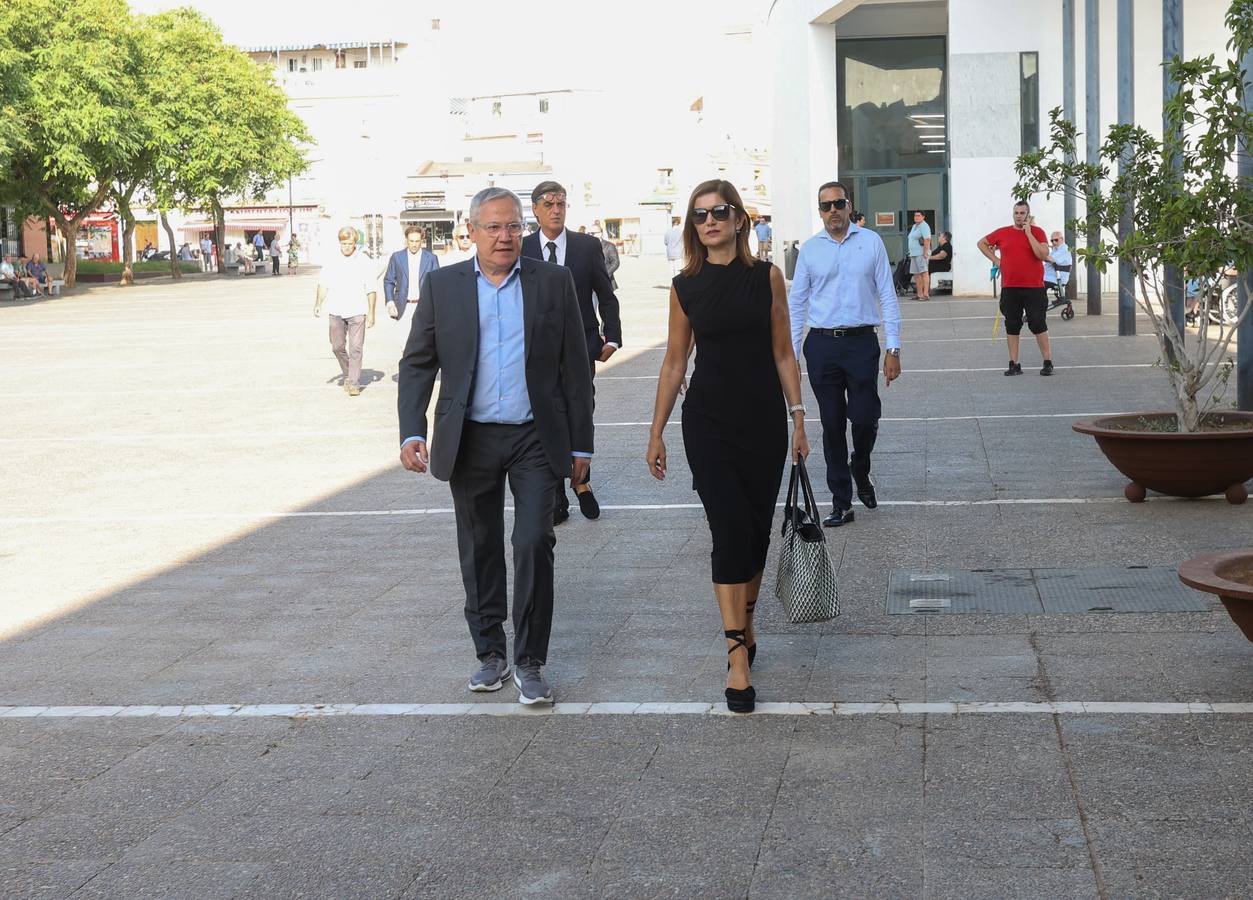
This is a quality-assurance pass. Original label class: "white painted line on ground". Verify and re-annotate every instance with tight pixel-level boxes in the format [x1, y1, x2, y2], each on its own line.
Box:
[0, 412, 1133, 444]
[2, 495, 1225, 525]
[0, 701, 1248, 719]
[626, 334, 1157, 348]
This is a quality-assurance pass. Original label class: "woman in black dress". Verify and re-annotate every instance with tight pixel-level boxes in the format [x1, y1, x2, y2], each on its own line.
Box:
[646, 180, 809, 713]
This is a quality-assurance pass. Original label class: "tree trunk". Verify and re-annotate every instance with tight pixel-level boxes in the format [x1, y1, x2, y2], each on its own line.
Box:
[159, 210, 182, 280]
[211, 196, 227, 276]
[120, 213, 135, 286]
[60, 220, 79, 288]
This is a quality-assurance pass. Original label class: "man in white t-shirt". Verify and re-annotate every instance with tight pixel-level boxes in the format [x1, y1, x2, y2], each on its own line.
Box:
[314, 226, 378, 396]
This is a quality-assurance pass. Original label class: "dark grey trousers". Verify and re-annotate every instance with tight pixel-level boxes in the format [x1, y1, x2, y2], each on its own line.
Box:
[450, 421, 560, 665]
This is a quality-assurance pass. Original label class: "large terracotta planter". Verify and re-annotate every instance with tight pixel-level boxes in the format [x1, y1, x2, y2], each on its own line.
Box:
[1178, 550, 1253, 642]
[1072, 412, 1253, 503]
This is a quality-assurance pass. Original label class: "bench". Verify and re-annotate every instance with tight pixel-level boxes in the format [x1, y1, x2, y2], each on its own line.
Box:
[50, 279, 65, 296]
[932, 271, 953, 294]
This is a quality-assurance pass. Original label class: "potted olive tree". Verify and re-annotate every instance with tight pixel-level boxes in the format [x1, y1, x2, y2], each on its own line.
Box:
[1014, 0, 1253, 504]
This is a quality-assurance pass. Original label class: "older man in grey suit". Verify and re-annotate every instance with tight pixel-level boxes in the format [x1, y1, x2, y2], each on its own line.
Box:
[398, 187, 594, 705]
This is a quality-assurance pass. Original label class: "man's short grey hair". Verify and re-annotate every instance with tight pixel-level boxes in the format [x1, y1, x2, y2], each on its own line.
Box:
[468, 187, 524, 225]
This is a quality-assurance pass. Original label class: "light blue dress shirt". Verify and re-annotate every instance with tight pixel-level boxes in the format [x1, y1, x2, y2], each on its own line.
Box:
[468, 256, 531, 424]
[402, 256, 591, 457]
[788, 222, 901, 360]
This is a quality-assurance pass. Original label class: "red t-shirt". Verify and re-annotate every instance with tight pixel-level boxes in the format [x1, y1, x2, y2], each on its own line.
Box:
[985, 225, 1048, 288]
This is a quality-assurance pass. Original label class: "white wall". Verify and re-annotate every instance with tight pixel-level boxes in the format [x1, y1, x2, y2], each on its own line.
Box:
[768, 2, 838, 263]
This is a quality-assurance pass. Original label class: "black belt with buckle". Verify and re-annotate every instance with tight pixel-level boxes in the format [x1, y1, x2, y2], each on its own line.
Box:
[812, 325, 875, 337]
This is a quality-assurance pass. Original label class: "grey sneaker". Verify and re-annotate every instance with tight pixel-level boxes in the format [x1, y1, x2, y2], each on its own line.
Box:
[468, 655, 510, 692]
[513, 661, 554, 705]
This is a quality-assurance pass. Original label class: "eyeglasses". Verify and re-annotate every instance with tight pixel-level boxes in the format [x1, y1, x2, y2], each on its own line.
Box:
[819, 198, 850, 212]
[477, 222, 524, 237]
[691, 204, 735, 224]
[1050, 238, 1060, 243]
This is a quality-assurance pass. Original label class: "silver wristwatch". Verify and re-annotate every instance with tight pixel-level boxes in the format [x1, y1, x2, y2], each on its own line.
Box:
[886, 348, 901, 358]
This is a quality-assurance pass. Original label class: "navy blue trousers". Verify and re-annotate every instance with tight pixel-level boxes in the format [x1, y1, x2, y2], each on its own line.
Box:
[803, 331, 882, 509]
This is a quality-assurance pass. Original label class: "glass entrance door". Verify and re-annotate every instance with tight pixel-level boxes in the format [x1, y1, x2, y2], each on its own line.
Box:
[863, 175, 905, 260]
[847, 172, 948, 264]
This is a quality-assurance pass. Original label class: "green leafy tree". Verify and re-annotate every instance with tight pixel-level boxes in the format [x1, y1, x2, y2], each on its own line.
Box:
[1015, 0, 1253, 431]
[0, 0, 147, 288]
[143, 10, 310, 277]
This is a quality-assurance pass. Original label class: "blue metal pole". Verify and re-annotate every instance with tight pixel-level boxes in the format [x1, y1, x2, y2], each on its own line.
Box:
[1063, 0, 1077, 300]
[1085, 0, 1101, 316]
[1117, 0, 1135, 336]
[1163, 0, 1185, 344]
[1239, 45, 1253, 411]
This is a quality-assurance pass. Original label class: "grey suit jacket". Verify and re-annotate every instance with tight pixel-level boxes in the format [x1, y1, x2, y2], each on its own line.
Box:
[397, 257, 595, 482]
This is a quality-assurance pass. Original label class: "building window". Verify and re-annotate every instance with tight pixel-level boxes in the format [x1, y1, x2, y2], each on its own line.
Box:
[335, 50, 346, 69]
[431, 19, 440, 30]
[837, 36, 947, 172]
[1021, 52, 1040, 154]
[311, 57, 322, 72]
[353, 60, 367, 69]
[287, 58, 298, 72]
[538, 98, 549, 113]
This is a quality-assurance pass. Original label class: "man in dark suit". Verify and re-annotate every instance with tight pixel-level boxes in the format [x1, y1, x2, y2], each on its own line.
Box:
[398, 187, 594, 705]
[383, 224, 440, 322]
[522, 180, 623, 525]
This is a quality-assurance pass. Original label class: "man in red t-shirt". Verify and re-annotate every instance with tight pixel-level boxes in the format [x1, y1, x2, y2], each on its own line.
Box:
[977, 200, 1055, 376]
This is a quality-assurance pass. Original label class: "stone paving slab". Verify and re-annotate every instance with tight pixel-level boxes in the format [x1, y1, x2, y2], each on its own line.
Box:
[1, 258, 1249, 896]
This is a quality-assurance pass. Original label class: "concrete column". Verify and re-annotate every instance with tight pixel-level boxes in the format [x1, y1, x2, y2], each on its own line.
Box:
[1117, 0, 1136, 336]
[1084, 0, 1101, 315]
[1239, 45, 1253, 411]
[1163, 0, 1185, 343]
[1063, 0, 1077, 300]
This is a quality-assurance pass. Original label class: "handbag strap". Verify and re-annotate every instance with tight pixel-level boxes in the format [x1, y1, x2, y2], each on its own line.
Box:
[796, 459, 821, 523]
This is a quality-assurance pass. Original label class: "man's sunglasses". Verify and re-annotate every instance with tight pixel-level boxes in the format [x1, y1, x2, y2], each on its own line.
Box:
[819, 199, 850, 212]
[691, 204, 736, 224]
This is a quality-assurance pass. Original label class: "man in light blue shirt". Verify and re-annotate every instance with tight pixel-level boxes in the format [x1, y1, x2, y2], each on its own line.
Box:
[754, 217, 772, 261]
[907, 211, 932, 300]
[397, 187, 594, 705]
[789, 180, 902, 527]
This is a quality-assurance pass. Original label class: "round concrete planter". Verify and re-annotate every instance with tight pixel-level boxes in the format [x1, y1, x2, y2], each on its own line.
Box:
[1178, 550, 1253, 642]
[1072, 412, 1253, 503]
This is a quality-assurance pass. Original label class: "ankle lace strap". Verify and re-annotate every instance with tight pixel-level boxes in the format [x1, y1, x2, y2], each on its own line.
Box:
[724, 629, 748, 655]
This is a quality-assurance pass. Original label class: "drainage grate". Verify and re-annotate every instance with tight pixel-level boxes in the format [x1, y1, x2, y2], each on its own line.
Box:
[886, 569, 1040, 615]
[1035, 566, 1208, 614]
[887, 567, 1210, 615]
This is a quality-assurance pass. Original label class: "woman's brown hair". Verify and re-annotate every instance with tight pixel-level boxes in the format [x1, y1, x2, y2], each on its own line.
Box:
[679, 179, 756, 279]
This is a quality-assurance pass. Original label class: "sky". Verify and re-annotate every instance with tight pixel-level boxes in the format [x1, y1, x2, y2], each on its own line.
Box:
[128, 0, 767, 99]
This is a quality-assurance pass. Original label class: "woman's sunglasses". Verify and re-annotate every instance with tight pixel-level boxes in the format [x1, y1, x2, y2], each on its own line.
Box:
[691, 204, 736, 224]
[819, 198, 850, 212]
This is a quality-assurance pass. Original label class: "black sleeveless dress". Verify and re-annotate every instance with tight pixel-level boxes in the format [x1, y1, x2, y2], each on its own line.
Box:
[675, 258, 787, 584]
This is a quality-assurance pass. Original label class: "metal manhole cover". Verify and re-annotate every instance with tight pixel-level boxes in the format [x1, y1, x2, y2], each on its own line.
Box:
[887, 567, 1211, 615]
[1034, 566, 1209, 613]
[886, 569, 1041, 615]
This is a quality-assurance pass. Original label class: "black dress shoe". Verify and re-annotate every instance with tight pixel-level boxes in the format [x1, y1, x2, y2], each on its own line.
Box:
[576, 488, 600, 519]
[822, 508, 854, 527]
[553, 502, 570, 526]
[854, 475, 877, 509]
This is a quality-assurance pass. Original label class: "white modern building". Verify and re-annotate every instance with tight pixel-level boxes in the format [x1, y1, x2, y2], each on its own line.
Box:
[766, 0, 1236, 294]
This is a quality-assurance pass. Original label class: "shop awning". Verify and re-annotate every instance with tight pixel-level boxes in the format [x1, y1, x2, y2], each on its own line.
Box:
[179, 219, 289, 232]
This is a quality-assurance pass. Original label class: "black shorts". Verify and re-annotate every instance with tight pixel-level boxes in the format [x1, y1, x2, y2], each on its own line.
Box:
[1000, 286, 1048, 335]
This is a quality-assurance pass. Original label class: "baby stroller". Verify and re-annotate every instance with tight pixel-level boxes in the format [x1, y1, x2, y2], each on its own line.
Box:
[1046, 264, 1074, 320]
